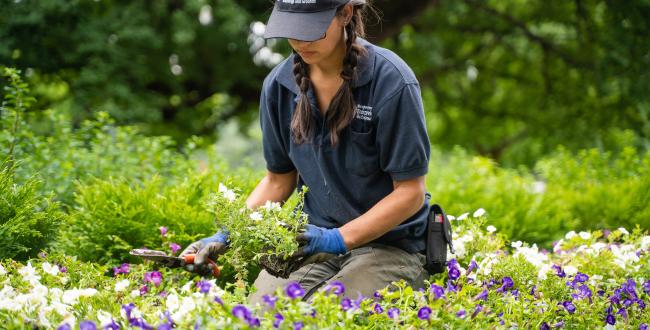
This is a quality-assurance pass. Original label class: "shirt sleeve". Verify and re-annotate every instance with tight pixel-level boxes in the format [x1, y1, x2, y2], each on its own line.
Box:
[375, 83, 431, 181]
[259, 82, 296, 174]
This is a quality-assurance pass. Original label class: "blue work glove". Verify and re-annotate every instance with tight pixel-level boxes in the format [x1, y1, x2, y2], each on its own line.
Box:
[294, 224, 347, 257]
[180, 231, 229, 274]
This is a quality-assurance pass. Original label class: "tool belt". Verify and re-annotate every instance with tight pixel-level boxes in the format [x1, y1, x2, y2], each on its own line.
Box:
[424, 204, 455, 274]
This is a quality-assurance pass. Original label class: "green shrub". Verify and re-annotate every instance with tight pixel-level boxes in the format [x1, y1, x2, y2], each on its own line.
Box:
[0, 165, 63, 260]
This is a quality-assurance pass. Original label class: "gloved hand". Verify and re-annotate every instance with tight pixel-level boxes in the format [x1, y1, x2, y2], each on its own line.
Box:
[180, 231, 229, 275]
[294, 224, 347, 257]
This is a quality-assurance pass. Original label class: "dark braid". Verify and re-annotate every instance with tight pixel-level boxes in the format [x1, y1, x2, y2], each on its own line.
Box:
[325, 13, 367, 146]
[290, 2, 370, 146]
[291, 53, 315, 144]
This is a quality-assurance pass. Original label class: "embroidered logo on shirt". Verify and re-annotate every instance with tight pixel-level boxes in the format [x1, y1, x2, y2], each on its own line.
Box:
[355, 104, 373, 121]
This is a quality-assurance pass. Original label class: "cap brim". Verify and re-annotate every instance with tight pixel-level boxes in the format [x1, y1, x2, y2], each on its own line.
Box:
[264, 7, 337, 42]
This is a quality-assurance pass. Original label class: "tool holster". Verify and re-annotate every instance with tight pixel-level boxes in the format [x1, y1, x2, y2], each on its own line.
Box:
[424, 204, 455, 274]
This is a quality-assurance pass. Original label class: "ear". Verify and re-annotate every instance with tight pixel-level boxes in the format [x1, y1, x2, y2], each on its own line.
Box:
[341, 4, 353, 25]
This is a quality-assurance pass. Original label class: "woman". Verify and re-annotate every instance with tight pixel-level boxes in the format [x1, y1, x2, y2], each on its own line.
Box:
[182, 0, 432, 303]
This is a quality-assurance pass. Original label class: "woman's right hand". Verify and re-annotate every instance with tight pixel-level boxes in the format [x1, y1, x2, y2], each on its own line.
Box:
[180, 231, 229, 275]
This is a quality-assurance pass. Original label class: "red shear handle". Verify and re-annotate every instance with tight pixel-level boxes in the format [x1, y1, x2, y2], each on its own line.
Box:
[183, 254, 220, 277]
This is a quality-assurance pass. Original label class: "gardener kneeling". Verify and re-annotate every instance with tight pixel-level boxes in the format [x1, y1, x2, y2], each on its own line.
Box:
[181, 0, 431, 303]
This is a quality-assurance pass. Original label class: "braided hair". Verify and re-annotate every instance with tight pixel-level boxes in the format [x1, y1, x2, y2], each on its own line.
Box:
[291, 1, 369, 146]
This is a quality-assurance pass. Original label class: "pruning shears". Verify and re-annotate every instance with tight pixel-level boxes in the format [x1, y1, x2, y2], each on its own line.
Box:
[129, 249, 220, 277]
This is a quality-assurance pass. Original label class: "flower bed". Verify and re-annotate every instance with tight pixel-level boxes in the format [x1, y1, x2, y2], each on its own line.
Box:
[1, 212, 649, 329]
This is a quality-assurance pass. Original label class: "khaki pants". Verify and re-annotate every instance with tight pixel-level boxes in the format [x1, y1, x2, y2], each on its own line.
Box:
[248, 243, 428, 305]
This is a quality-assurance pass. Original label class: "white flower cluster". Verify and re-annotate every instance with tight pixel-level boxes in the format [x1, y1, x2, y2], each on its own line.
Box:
[218, 183, 237, 202]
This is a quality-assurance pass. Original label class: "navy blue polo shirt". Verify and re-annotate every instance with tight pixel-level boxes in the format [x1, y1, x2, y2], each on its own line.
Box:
[258, 38, 431, 253]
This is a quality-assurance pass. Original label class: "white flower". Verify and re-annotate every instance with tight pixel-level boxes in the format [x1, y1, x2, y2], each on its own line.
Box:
[618, 227, 629, 235]
[97, 310, 114, 327]
[181, 281, 193, 293]
[114, 279, 130, 292]
[166, 292, 180, 312]
[578, 231, 591, 240]
[42, 262, 59, 276]
[172, 296, 196, 321]
[18, 262, 41, 285]
[0, 264, 6, 276]
[486, 225, 496, 233]
[218, 183, 236, 202]
[130, 289, 140, 297]
[553, 239, 564, 253]
[473, 208, 486, 218]
[513, 244, 548, 268]
[263, 200, 282, 212]
[457, 213, 469, 221]
[447, 215, 456, 221]
[641, 236, 650, 249]
[511, 241, 523, 248]
[249, 211, 263, 221]
[564, 265, 578, 276]
[565, 231, 577, 239]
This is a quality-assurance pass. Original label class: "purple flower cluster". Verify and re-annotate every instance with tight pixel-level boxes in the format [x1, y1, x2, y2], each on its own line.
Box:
[144, 271, 162, 287]
[170, 243, 181, 254]
[122, 303, 154, 330]
[196, 280, 212, 294]
[285, 282, 305, 300]
[232, 304, 260, 327]
[324, 281, 345, 296]
[448, 259, 461, 281]
[113, 263, 130, 276]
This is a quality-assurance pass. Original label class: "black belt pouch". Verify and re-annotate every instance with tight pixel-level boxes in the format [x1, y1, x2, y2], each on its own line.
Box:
[425, 204, 455, 274]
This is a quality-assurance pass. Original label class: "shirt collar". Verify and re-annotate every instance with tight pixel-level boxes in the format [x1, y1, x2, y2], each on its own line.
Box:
[276, 37, 375, 96]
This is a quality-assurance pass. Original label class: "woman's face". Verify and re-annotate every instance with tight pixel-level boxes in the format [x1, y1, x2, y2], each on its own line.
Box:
[287, 5, 352, 65]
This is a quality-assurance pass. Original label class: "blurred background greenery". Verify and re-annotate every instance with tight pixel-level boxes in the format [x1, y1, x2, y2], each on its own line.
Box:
[1, 0, 649, 262]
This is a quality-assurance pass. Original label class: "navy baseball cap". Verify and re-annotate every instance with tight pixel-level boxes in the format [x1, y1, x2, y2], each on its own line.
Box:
[264, 0, 351, 41]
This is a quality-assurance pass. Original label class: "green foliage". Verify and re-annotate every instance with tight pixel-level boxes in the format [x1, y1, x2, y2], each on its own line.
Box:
[388, 0, 650, 166]
[0, 165, 62, 260]
[57, 174, 220, 265]
[427, 144, 650, 246]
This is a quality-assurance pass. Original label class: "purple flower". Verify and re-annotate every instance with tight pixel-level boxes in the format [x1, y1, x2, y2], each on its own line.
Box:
[285, 282, 305, 299]
[104, 319, 120, 330]
[623, 298, 634, 308]
[232, 305, 252, 320]
[540, 322, 550, 330]
[617, 307, 628, 320]
[129, 317, 153, 329]
[606, 313, 616, 325]
[324, 281, 345, 296]
[472, 304, 483, 318]
[552, 265, 566, 278]
[58, 265, 68, 273]
[170, 243, 181, 254]
[140, 285, 149, 296]
[638, 299, 646, 309]
[603, 229, 611, 238]
[340, 297, 352, 311]
[643, 280, 650, 295]
[562, 301, 576, 314]
[293, 321, 303, 330]
[144, 271, 163, 287]
[430, 284, 445, 300]
[38, 251, 47, 259]
[446, 279, 459, 293]
[79, 321, 97, 330]
[197, 280, 211, 294]
[113, 263, 130, 276]
[57, 324, 71, 330]
[639, 323, 648, 330]
[474, 288, 488, 301]
[418, 306, 432, 320]
[456, 309, 466, 318]
[263, 294, 278, 308]
[122, 303, 136, 319]
[374, 303, 384, 314]
[248, 317, 261, 327]
[448, 267, 461, 281]
[496, 277, 514, 293]
[387, 308, 400, 320]
[576, 284, 593, 303]
[374, 291, 383, 299]
[158, 290, 168, 298]
[159, 226, 168, 238]
[468, 260, 478, 273]
[574, 273, 589, 283]
[214, 296, 224, 305]
[555, 320, 565, 328]
[273, 313, 284, 328]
